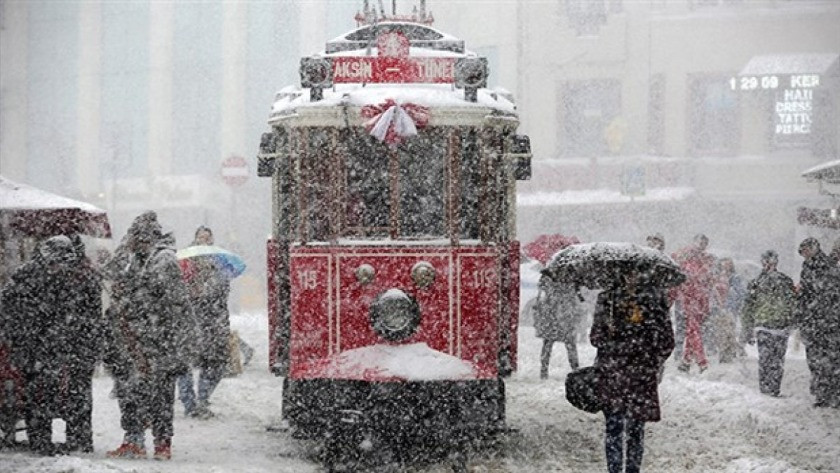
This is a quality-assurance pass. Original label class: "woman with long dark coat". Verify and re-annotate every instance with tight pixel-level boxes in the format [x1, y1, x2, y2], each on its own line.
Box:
[1, 235, 103, 455]
[590, 270, 675, 473]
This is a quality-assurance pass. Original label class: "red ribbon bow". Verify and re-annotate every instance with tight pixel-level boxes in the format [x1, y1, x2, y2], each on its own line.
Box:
[361, 99, 430, 146]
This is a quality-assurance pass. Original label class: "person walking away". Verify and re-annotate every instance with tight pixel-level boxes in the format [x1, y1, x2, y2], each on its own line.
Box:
[177, 226, 233, 418]
[590, 267, 675, 473]
[103, 211, 195, 459]
[534, 274, 584, 379]
[0, 235, 104, 455]
[711, 258, 745, 363]
[740, 250, 796, 397]
[672, 234, 715, 373]
[795, 237, 840, 408]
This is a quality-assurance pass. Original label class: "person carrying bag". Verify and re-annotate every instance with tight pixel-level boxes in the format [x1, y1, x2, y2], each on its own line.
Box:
[588, 270, 675, 473]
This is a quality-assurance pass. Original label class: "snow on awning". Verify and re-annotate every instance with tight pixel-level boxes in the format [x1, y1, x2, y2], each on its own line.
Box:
[801, 159, 840, 184]
[0, 175, 112, 238]
[739, 53, 839, 76]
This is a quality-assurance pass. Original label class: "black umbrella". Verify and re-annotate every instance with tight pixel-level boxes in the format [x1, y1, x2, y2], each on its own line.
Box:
[542, 241, 686, 289]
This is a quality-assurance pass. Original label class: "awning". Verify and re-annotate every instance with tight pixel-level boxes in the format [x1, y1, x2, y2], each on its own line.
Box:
[801, 160, 840, 184]
[739, 53, 839, 76]
[0, 176, 112, 238]
[797, 206, 840, 230]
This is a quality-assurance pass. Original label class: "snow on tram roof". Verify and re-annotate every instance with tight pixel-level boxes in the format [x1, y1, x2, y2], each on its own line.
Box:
[324, 46, 468, 59]
[270, 83, 516, 118]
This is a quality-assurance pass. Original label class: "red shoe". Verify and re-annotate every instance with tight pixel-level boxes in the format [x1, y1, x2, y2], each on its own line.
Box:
[106, 442, 146, 459]
[153, 439, 172, 460]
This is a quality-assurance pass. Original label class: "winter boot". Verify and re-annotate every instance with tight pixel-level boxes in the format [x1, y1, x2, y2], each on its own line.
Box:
[193, 400, 216, 419]
[153, 438, 172, 460]
[106, 442, 146, 459]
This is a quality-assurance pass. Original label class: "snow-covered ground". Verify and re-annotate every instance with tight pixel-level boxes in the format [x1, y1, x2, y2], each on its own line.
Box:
[2, 311, 839, 472]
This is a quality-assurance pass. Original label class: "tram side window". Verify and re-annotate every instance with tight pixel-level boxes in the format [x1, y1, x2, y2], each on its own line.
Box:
[345, 135, 390, 236]
[306, 130, 332, 241]
[398, 132, 447, 238]
[460, 129, 480, 240]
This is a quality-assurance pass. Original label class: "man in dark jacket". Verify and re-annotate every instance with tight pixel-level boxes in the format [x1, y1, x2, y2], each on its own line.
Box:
[103, 211, 195, 459]
[590, 269, 675, 473]
[741, 250, 796, 397]
[1, 235, 103, 455]
[177, 226, 232, 418]
[796, 237, 840, 408]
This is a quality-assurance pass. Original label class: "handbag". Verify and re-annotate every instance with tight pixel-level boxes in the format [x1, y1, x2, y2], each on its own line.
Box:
[565, 366, 603, 413]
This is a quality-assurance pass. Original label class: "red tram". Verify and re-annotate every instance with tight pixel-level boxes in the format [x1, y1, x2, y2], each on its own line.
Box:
[257, 2, 531, 451]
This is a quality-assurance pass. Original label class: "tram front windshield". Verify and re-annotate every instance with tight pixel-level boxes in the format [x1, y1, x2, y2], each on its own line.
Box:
[345, 130, 447, 238]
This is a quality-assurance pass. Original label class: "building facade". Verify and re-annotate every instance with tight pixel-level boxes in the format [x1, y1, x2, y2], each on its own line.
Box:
[435, 0, 839, 269]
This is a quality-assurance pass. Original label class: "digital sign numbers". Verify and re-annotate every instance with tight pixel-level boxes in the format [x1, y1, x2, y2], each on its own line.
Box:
[730, 74, 821, 136]
[729, 74, 819, 91]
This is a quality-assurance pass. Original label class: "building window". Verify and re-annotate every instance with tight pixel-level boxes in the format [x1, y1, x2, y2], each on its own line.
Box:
[565, 0, 607, 36]
[648, 74, 666, 155]
[559, 79, 622, 157]
[687, 74, 741, 156]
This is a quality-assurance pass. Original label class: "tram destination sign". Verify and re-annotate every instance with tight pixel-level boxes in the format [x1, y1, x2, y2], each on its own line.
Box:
[731, 73, 821, 136]
[332, 56, 456, 84]
[332, 31, 455, 84]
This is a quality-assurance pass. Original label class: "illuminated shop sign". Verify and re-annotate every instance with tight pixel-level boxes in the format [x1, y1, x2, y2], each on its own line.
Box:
[730, 74, 821, 136]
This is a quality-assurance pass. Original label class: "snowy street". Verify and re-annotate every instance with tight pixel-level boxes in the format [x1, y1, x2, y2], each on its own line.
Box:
[2, 311, 838, 473]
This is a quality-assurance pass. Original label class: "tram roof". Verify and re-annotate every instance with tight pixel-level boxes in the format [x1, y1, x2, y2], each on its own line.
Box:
[324, 21, 465, 55]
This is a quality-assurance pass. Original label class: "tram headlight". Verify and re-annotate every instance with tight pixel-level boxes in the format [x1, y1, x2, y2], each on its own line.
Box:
[411, 261, 436, 288]
[355, 264, 376, 285]
[369, 289, 421, 342]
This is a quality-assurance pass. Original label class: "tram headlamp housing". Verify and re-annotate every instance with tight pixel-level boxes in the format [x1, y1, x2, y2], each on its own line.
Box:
[355, 264, 376, 285]
[369, 289, 421, 342]
[411, 261, 436, 288]
[300, 57, 333, 101]
[455, 57, 488, 102]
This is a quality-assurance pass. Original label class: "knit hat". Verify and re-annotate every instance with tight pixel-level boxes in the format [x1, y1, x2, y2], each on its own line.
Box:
[127, 211, 162, 245]
[760, 250, 778, 265]
[798, 237, 820, 252]
[39, 235, 75, 263]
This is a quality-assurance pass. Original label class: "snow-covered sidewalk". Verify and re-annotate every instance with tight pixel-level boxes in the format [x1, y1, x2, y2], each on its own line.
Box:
[1, 313, 838, 472]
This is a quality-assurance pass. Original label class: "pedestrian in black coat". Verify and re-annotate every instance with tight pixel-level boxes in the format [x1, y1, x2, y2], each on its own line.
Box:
[590, 269, 675, 473]
[0, 235, 103, 455]
[796, 237, 840, 408]
[103, 211, 196, 460]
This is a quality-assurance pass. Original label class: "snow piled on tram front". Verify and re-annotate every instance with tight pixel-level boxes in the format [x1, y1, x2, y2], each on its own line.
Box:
[271, 83, 517, 116]
[316, 342, 478, 381]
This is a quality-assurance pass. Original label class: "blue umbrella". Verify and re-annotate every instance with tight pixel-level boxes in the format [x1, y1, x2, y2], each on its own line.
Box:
[176, 245, 247, 278]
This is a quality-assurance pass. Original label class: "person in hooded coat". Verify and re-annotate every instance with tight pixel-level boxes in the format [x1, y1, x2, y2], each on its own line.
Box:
[534, 274, 583, 379]
[796, 237, 840, 408]
[102, 211, 195, 460]
[177, 225, 232, 419]
[590, 267, 675, 473]
[0, 235, 103, 455]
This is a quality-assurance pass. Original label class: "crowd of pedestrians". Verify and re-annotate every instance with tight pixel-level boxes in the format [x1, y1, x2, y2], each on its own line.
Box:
[533, 232, 839, 472]
[0, 211, 242, 459]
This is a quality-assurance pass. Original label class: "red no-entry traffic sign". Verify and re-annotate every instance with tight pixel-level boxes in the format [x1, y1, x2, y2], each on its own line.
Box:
[221, 155, 249, 187]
